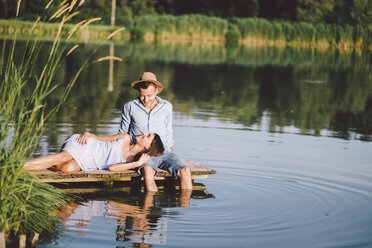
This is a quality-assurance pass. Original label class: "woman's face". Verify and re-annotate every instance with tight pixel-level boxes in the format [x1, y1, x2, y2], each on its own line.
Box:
[136, 133, 155, 150]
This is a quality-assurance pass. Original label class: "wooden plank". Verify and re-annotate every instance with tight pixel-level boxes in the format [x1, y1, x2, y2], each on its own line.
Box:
[31, 159, 216, 184]
[62, 184, 208, 194]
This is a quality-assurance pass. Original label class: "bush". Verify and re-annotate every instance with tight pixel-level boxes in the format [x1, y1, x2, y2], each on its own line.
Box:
[130, 26, 145, 41]
[225, 29, 241, 45]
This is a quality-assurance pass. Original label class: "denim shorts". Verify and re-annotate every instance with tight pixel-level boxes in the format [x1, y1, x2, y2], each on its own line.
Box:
[137, 151, 188, 178]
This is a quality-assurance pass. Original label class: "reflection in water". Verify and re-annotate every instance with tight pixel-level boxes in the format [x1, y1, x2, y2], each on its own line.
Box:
[108, 43, 114, 92]
[2, 39, 371, 147]
[58, 202, 108, 236]
[110, 192, 168, 245]
[52, 187, 213, 247]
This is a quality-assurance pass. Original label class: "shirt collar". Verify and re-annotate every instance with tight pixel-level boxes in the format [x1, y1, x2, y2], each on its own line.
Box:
[134, 96, 165, 109]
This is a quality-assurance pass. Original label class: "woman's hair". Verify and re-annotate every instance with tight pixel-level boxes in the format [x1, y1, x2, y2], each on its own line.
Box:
[133, 133, 164, 161]
[146, 133, 164, 156]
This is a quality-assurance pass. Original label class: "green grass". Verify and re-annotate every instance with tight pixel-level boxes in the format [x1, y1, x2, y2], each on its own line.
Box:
[0, 19, 129, 43]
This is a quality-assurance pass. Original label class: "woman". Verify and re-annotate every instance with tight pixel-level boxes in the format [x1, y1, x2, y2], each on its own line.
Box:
[24, 132, 164, 173]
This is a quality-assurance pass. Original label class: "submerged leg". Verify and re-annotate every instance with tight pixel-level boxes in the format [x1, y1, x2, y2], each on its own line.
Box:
[179, 188, 192, 207]
[24, 151, 73, 171]
[142, 165, 158, 192]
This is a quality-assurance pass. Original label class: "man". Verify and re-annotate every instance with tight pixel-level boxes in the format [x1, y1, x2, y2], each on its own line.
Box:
[118, 72, 192, 192]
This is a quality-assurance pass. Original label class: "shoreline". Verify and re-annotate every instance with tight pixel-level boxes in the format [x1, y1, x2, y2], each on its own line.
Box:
[0, 19, 370, 51]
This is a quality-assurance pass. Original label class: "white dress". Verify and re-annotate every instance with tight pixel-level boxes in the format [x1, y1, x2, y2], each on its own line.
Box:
[60, 134, 127, 171]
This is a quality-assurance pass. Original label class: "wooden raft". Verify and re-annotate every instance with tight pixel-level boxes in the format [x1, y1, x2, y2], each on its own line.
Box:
[32, 159, 216, 184]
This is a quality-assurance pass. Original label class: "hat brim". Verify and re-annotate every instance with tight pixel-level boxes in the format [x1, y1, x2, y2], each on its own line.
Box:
[131, 80, 164, 93]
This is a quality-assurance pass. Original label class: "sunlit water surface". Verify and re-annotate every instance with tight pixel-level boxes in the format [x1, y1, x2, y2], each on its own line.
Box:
[8, 40, 370, 248]
[37, 113, 372, 248]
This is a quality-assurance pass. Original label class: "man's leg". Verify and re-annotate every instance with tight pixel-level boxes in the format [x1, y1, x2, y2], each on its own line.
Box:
[179, 188, 192, 207]
[159, 152, 192, 190]
[142, 165, 158, 192]
[178, 167, 192, 190]
[139, 155, 163, 192]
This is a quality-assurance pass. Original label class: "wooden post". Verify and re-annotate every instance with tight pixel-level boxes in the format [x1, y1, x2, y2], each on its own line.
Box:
[31, 232, 39, 247]
[109, 0, 116, 91]
[111, 0, 116, 26]
[19, 234, 26, 248]
[0, 231, 5, 248]
[108, 43, 114, 91]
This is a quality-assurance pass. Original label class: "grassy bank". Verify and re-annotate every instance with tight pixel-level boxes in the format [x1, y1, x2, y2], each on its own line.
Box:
[234, 18, 371, 49]
[1, 14, 371, 49]
[0, 19, 128, 43]
[131, 15, 371, 49]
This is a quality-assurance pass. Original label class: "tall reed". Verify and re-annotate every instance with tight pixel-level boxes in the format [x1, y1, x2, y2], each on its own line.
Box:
[0, 0, 102, 244]
[130, 14, 229, 41]
[1, 15, 370, 49]
[235, 18, 371, 49]
[126, 15, 371, 49]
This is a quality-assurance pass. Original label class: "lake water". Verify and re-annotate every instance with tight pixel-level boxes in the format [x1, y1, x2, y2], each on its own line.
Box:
[7, 40, 372, 247]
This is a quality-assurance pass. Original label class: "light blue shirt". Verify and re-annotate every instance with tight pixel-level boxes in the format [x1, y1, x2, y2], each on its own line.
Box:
[118, 96, 174, 150]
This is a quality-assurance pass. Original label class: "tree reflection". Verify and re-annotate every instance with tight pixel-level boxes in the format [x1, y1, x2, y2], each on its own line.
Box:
[52, 43, 372, 145]
[4, 39, 371, 150]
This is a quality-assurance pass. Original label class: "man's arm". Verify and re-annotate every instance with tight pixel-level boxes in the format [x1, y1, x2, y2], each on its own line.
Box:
[165, 103, 174, 150]
[118, 103, 131, 134]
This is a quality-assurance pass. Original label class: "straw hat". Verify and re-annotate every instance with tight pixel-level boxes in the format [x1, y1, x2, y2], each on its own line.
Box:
[131, 72, 164, 93]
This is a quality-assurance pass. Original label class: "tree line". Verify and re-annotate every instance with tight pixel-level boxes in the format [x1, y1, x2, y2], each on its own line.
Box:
[0, 0, 371, 27]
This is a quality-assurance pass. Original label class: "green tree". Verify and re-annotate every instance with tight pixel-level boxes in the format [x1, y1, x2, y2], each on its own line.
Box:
[173, 0, 259, 18]
[258, 0, 297, 21]
[350, 0, 372, 26]
[296, 0, 335, 23]
[327, 0, 353, 24]
[0, 0, 8, 18]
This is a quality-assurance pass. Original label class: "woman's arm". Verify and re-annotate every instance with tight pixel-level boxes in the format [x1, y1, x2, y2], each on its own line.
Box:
[109, 154, 149, 172]
[77, 132, 129, 145]
[96, 133, 129, 141]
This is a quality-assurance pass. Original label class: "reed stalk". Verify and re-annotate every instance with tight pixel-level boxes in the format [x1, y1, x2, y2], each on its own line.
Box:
[127, 15, 370, 49]
[0, 0, 99, 245]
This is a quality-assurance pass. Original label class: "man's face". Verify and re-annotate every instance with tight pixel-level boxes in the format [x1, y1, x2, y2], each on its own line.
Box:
[139, 84, 157, 108]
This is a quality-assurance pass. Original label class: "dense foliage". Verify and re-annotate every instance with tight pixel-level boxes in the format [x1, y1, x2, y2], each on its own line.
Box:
[0, 0, 371, 27]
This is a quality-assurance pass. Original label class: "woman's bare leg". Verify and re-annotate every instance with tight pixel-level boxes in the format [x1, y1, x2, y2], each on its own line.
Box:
[59, 160, 81, 174]
[24, 151, 73, 171]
